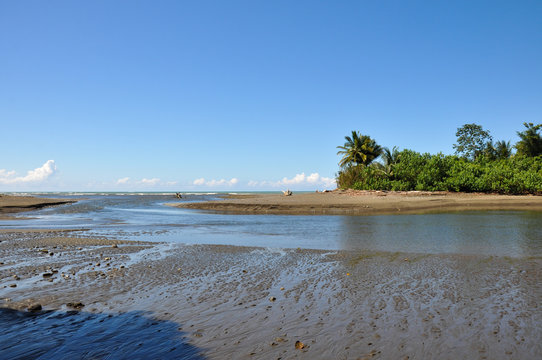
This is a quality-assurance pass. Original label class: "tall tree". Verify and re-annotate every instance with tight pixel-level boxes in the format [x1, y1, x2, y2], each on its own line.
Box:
[515, 122, 542, 157]
[337, 131, 382, 167]
[453, 123, 492, 161]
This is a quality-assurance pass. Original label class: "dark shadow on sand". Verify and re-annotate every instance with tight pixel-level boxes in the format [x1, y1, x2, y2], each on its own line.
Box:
[0, 308, 205, 360]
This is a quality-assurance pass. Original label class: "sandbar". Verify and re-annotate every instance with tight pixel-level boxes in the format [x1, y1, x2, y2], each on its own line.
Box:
[171, 190, 542, 215]
[0, 194, 76, 220]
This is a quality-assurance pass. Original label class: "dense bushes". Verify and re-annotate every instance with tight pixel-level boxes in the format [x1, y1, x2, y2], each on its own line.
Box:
[336, 149, 542, 194]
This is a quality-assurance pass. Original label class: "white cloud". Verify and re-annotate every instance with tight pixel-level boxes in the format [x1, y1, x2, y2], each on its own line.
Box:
[249, 172, 336, 189]
[0, 160, 57, 184]
[140, 178, 160, 185]
[193, 178, 205, 185]
[116, 177, 130, 185]
[193, 177, 239, 187]
[165, 181, 178, 186]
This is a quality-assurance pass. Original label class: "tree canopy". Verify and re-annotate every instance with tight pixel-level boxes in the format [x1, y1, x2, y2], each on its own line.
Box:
[453, 123, 492, 160]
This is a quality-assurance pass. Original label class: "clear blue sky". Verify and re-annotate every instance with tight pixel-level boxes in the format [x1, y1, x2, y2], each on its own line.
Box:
[1, 0, 541, 191]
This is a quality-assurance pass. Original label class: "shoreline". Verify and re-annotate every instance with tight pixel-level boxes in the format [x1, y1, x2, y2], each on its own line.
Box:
[170, 190, 542, 215]
[0, 194, 76, 220]
[1, 229, 541, 359]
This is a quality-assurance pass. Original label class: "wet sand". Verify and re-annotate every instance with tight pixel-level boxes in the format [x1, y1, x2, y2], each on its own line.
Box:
[1, 230, 541, 359]
[170, 190, 542, 215]
[0, 195, 76, 220]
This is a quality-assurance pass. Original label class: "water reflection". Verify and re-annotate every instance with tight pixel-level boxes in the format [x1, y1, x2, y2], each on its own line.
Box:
[340, 211, 542, 257]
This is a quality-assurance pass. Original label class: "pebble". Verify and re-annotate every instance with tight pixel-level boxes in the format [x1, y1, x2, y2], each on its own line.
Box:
[269, 296, 276, 302]
[42, 272, 53, 278]
[9, 284, 17, 288]
[295, 340, 305, 349]
[66, 302, 85, 309]
[27, 303, 42, 312]
[111, 244, 118, 248]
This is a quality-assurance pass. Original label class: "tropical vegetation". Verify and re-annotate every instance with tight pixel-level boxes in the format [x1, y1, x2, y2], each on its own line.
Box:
[336, 123, 542, 194]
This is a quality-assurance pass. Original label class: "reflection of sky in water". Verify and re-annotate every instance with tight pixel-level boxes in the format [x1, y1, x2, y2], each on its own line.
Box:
[1, 194, 541, 257]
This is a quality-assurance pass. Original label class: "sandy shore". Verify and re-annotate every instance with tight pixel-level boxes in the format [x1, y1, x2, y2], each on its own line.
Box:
[0, 194, 76, 220]
[171, 190, 542, 215]
[1, 230, 541, 359]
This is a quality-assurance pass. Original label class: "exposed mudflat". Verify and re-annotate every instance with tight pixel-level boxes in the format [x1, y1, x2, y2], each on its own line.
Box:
[1, 230, 541, 359]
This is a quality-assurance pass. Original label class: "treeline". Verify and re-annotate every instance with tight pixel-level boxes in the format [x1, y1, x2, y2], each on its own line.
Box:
[336, 123, 542, 194]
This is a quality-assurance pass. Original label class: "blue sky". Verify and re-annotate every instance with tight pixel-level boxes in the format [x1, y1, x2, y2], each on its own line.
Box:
[1, 0, 541, 191]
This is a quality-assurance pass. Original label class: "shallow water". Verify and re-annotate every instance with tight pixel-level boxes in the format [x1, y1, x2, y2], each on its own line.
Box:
[1, 193, 541, 257]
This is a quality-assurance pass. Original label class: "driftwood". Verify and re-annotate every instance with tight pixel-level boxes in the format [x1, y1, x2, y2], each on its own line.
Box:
[282, 189, 292, 196]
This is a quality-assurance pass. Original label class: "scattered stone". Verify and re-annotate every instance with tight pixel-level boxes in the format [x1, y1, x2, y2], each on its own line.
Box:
[27, 304, 42, 312]
[295, 340, 305, 349]
[49, 252, 54, 256]
[66, 302, 85, 310]
[111, 244, 118, 248]
[269, 296, 276, 302]
[104, 257, 111, 261]
[120, 265, 125, 269]
[9, 284, 16, 288]
[39, 249, 48, 253]
[280, 287, 285, 291]
[42, 272, 53, 278]
[12, 275, 20, 280]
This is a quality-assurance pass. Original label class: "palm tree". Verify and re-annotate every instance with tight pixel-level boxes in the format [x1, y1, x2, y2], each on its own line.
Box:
[337, 131, 382, 167]
[495, 140, 512, 159]
[380, 146, 401, 175]
[515, 122, 542, 157]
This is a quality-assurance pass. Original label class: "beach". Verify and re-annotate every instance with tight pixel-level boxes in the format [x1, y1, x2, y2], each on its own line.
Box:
[1, 195, 541, 359]
[171, 190, 542, 215]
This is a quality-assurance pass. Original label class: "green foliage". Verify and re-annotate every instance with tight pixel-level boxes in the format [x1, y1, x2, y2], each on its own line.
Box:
[337, 131, 382, 167]
[515, 122, 542, 157]
[336, 149, 542, 195]
[453, 123, 492, 161]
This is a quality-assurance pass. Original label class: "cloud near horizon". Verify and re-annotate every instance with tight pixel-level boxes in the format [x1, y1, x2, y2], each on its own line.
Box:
[139, 178, 161, 185]
[116, 177, 130, 185]
[249, 172, 336, 189]
[0, 160, 57, 185]
[193, 177, 239, 187]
